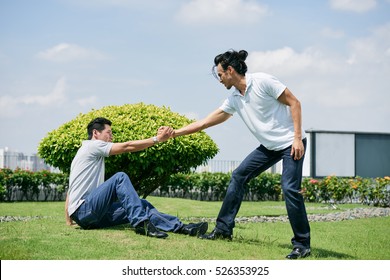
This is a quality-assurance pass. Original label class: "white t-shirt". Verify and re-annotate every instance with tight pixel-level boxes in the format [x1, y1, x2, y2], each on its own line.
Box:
[220, 72, 305, 151]
[67, 140, 113, 216]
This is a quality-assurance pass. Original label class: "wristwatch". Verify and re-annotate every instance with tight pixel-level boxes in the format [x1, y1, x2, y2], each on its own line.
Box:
[153, 136, 159, 144]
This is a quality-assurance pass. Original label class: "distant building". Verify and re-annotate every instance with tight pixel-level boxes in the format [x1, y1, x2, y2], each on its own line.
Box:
[194, 160, 242, 173]
[0, 147, 53, 171]
[195, 159, 281, 174]
[304, 130, 390, 178]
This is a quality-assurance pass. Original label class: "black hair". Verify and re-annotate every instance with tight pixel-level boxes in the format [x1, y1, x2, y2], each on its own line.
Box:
[212, 49, 248, 79]
[87, 117, 112, 140]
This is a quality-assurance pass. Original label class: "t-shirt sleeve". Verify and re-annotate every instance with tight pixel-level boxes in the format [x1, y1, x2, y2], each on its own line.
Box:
[219, 98, 236, 115]
[264, 75, 287, 99]
[90, 140, 114, 157]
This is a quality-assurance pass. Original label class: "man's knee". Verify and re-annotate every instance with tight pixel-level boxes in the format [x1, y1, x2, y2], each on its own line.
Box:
[115, 171, 129, 180]
[231, 167, 247, 181]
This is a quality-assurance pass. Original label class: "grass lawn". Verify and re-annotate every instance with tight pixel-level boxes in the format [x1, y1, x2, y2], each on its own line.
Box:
[0, 197, 389, 260]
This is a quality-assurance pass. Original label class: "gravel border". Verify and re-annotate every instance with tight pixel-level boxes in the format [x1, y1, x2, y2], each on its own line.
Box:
[0, 216, 48, 223]
[1, 207, 389, 223]
[187, 207, 390, 223]
[237, 207, 390, 223]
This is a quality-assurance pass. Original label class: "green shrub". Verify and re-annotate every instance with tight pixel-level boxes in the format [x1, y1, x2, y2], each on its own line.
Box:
[35, 170, 53, 201]
[249, 172, 282, 201]
[300, 175, 390, 207]
[160, 173, 197, 199]
[370, 177, 390, 207]
[0, 168, 14, 201]
[0, 169, 8, 201]
[51, 172, 69, 201]
[159, 172, 282, 201]
[11, 169, 40, 201]
[301, 178, 320, 202]
[209, 172, 230, 200]
[38, 103, 219, 198]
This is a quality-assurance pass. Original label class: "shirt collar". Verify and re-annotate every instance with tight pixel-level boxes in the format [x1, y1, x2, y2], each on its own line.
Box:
[232, 73, 252, 96]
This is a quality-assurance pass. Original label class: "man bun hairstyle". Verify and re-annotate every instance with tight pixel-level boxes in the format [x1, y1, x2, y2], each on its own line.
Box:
[213, 49, 248, 79]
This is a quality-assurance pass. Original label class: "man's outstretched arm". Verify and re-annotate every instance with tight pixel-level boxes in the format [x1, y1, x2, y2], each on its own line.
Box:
[174, 109, 231, 137]
[109, 126, 174, 155]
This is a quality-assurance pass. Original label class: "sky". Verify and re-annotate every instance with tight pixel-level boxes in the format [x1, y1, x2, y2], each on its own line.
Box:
[0, 0, 389, 161]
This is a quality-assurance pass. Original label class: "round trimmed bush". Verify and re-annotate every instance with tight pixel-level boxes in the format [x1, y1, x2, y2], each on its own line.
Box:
[38, 103, 219, 197]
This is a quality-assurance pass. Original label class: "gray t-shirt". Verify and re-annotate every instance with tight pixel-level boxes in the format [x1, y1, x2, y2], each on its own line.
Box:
[67, 140, 113, 216]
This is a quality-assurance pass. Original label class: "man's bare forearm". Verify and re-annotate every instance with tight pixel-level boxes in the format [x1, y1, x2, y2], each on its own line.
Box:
[174, 121, 205, 137]
[290, 100, 303, 140]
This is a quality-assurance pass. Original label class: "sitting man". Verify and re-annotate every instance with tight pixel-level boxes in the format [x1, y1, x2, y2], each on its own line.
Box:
[65, 117, 207, 239]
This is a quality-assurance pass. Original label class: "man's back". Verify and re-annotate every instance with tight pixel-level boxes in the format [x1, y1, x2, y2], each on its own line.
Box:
[67, 140, 113, 216]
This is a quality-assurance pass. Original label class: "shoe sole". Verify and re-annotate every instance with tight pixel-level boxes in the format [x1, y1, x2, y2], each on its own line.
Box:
[147, 232, 168, 239]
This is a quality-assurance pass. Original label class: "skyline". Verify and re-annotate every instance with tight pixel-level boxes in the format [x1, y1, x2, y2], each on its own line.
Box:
[1, 0, 389, 160]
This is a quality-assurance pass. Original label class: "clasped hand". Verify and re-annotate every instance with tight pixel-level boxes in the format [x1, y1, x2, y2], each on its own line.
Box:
[157, 126, 175, 142]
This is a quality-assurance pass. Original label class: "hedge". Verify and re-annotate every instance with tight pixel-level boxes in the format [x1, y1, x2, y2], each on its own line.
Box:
[155, 173, 390, 207]
[301, 176, 390, 207]
[1, 168, 389, 207]
[0, 168, 68, 202]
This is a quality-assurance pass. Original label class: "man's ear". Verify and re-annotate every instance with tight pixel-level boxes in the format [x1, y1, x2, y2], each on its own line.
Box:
[92, 129, 99, 139]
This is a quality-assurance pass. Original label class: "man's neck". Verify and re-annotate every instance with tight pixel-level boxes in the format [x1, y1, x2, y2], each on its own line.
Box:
[235, 75, 247, 95]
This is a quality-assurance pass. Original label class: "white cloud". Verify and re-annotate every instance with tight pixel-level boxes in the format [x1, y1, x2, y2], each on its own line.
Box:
[76, 96, 98, 107]
[175, 0, 268, 25]
[64, 0, 166, 9]
[247, 47, 338, 77]
[0, 96, 19, 117]
[347, 23, 390, 64]
[25, 77, 67, 106]
[36, 43, 108, 63]
[321, 27, 345, 39]
[246, 22, 390, 111]
[246, 47, 362, 108]
[0, 77, 67, 117]
[329, 0, 377, 13]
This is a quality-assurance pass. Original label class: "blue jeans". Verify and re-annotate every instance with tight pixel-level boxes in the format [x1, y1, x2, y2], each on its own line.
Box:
[216, 139, 310, 249]
[71, 172, 183, 232]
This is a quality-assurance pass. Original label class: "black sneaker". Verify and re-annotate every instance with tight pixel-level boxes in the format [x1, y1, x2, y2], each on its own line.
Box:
[286, 247, 311, 259]
[135, 221, 168, 239]
[179, 222, 208, 236]
[199, 228, 233, 241]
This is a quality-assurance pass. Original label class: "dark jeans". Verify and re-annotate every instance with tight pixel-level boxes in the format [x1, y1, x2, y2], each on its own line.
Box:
[71, 172, 183, 232]
[216, 139, 310, 249]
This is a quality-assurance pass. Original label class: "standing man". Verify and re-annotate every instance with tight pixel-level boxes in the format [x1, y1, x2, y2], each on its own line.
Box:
[173, 50, 310, 259]
[66, 117, 208, 239]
